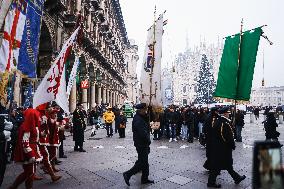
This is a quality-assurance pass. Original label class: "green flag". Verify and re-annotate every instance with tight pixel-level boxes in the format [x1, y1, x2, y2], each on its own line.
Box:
[236, 27, 262, 100]
[214, 27, 262, 101]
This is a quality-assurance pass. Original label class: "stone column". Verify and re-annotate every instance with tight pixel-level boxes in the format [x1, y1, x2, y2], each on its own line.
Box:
[76, 0, 81, 12]
[102, 87, 106, 104]
[90, 83, 96, 108]
[112, 92, 115, 107]
[69, 84, 77, 113]
[110, 91, 112, 107]
[13, 72, 21, 106]
[87, 11, 92, 32]
[97, 85, 102, 105]
[82, 88, 88, 110]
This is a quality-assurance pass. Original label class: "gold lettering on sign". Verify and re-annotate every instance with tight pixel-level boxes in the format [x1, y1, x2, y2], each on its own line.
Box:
[26, 19, 35, 64]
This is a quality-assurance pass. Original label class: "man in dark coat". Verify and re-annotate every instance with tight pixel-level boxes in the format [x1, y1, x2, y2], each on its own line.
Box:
[123, 103, 154, 186]
[205, 107, 246, 188]
[184, 107, 195, 143]
[72, 104, 87, 152]
[0, 104, 9, 187]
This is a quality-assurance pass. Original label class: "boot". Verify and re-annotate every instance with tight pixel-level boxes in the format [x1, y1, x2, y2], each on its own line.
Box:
[46, 165, 62, 182]
[25, 174, 34, 189]
[33, 174, 43, 180]
[51, 162, 60, 172]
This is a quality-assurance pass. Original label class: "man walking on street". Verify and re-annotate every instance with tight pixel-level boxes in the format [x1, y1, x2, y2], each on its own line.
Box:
[123, 103, 154, 186]
[205, 107, 246, 188]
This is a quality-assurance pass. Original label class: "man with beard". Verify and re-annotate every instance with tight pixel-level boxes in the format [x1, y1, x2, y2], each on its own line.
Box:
[123, 103, 154, 186]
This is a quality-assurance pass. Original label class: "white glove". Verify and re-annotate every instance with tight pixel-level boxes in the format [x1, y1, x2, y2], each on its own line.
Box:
[41, 115, 47, 124]
[3, 130, 11, 140]
[4, 120, 13, 131]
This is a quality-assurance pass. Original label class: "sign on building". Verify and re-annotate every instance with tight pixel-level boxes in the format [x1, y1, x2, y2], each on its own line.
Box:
[81, 80, 89, 89]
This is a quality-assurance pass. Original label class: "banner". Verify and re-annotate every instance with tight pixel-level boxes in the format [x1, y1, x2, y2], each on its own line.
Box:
[66, 56, 80, 96]
[17, 0, 44, 78]
[139, 13, 164, 108]
[33, 27, 80, 113]
[23, 82, 33, 107]
[214, 27, 262, 101]
[0, 0, 27, 72]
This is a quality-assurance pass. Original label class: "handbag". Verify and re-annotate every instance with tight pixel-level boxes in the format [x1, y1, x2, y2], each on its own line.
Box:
[119, 123, 126, 129]
[150, 122, 160, 130]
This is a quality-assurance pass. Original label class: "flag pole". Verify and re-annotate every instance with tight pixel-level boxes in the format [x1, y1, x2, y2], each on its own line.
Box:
[233, 18, 244, 127]
[149, 6, 156, 109]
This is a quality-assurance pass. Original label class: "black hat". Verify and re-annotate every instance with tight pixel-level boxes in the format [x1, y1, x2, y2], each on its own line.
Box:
[219, 106, 230, 114]
[135, 103, 147, 110]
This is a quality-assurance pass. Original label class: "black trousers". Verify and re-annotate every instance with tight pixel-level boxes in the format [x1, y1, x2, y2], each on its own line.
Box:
[59, 139, 64, 157]
[106, 123, 113, 136]
[125, 147, 150, 181]
[0, 142, 7, 187]
[208, 166, 241, 184]
[74, 140, 84, 150]
[118, 128, 125, 138]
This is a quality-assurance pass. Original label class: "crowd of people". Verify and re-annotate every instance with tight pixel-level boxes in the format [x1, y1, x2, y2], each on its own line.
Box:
[0, 101, 283, 188]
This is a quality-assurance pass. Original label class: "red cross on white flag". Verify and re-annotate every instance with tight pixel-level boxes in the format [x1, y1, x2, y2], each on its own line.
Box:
[33, 27, 80, 113]
[0, 1, 27, 72]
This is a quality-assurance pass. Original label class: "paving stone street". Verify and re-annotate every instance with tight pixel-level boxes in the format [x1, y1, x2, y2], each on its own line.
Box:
[2, 114, 284, 189]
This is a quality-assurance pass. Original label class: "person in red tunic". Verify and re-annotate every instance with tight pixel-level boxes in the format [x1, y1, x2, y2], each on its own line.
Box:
[38, 107, 62, 182]
[47, 108, 62, 172]
[8, 108, 42, 189]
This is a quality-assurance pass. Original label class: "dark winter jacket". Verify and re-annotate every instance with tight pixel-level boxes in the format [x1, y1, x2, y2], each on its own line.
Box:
[235, 111, 245, 127]
[72, 108, 87, 142]
[205, 115, 235, 170]
[263, 112, 279, 139]
[132, 112, 151, 148]
[167, 111, 179, 124]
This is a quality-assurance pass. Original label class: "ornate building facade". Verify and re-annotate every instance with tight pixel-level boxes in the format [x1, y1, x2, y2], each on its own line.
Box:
[250, 86, 284, 106]
[1, 0, 131, 112]
[124, 39, 139, 104]
[171, 40, 223, 106]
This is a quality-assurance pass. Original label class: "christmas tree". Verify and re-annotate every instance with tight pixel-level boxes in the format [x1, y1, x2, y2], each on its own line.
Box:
[194, 54, 216, 104]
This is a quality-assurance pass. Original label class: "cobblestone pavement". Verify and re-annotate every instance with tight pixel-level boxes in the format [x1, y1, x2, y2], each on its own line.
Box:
[2, 114, 284, 189]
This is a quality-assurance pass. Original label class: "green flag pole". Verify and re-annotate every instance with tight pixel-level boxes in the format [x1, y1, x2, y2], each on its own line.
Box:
[232, 18, 244, 128]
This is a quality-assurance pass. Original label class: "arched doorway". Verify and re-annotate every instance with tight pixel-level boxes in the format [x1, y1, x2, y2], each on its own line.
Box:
[37, 21, 53, 79]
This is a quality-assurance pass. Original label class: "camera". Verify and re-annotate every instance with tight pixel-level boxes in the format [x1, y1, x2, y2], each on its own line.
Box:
[253, 140, 284, 189]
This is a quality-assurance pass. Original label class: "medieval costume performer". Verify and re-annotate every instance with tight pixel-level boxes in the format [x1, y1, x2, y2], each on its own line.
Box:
[9, 108, 42, 189]
[47, 109, 62, 172]
[38, 107, 61, 182]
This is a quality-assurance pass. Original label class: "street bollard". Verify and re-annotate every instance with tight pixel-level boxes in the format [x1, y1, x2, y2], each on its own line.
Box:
[250, 113, 254, 123]
[279, 114, 283, 124]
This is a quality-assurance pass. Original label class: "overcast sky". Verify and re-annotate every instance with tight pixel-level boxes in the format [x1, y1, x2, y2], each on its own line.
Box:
[120, 0, 284, 88]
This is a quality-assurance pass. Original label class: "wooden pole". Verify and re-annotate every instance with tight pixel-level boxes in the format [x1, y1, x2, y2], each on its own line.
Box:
[233, 19, 244, 127]
[149, 6, 156, 108]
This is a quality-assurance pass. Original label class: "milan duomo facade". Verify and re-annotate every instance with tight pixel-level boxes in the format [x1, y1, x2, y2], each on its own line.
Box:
[162, 40, 223, 106]
[1, 0, 138, 112]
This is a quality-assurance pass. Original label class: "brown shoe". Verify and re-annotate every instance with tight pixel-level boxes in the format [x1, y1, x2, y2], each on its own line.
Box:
[33, 175, 43, 180]
[51, 175, 62, 182]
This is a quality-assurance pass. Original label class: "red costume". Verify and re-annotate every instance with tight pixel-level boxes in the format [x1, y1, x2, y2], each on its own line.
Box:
[10, 108, 42, 189]
[47, 117, 60, 163]
[38, 113, 62, 182]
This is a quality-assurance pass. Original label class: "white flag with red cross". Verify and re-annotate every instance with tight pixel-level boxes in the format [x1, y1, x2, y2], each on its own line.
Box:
[0, 0, 27, 72]
[33, 27, 80, 113]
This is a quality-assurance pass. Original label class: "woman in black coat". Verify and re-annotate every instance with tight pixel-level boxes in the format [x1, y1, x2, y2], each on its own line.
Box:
[117, 111, 127, 138]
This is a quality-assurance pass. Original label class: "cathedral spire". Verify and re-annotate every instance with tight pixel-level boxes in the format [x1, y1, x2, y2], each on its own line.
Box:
[185, 30, 189, 51]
